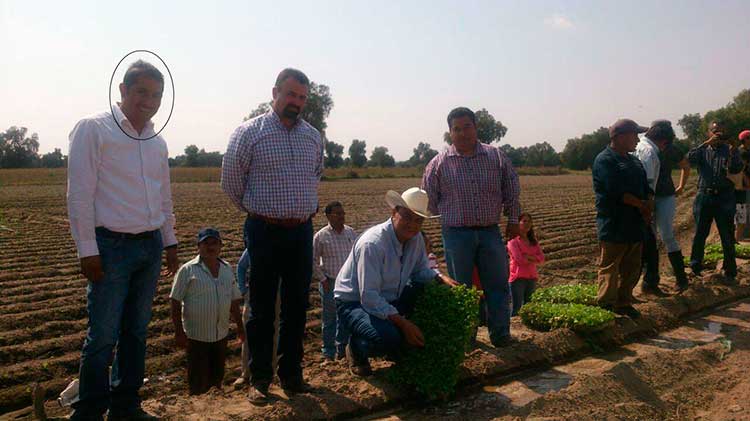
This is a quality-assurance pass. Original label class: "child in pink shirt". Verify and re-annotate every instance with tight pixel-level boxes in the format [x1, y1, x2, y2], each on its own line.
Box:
[507, 213, 545, 316]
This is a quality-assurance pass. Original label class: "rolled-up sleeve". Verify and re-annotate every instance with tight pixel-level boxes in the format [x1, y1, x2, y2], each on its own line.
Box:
[67, 119, 101, 258]
[499, 150, 521, 224]
[421, 156, 441, 217]
[357, 243, 398, 319]
[221, 126, 251, 212]
[159, 144, 178, 247]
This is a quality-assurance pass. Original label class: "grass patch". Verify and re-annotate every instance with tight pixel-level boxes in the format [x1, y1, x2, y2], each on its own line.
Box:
[519, 302, 615, 333]
[530, 283, 598, 306]
[390, 283, 481, 399]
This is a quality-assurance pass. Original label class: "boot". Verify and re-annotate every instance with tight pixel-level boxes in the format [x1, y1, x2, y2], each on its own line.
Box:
[668, 250, 689, 292]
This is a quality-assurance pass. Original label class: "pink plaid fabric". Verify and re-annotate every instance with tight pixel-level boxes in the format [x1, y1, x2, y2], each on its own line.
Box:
[221, 110, 324, 219]
[422, 143, 521, 227]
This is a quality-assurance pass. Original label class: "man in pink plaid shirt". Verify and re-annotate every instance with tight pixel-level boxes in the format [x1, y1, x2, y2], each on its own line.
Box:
[422, 106, 521, 347]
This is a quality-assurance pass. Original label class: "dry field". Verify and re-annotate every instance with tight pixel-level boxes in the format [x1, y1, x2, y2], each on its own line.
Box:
[0, 170, 696, 413]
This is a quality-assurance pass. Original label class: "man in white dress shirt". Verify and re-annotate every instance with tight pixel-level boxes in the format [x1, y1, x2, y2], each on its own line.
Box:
[66, 60, 179, 421]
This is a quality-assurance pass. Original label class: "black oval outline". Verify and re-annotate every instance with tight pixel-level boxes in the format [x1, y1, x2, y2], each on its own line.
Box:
[108, 49, 175, 141]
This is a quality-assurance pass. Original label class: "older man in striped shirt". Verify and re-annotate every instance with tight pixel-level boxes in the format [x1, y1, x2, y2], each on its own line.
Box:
[422, 107, 521, 347]
[170, 228, 244, 395]
[221, 68, 324, 404]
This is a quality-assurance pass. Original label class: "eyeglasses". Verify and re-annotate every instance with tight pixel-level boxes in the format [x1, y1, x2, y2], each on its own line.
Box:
[397, 208, 425, 225]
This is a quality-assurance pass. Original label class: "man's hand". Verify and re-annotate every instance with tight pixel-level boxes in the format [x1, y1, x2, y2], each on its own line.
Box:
[390, 314, 425, 348]
[175, 329, 188, 349]
[706, 134, 722, 147]
[80, 255, 104, 282]
[437, 273, 460, 288]
[506, 223, 520, 240]
[163, 247, 179, 277]
[639, 200, 653, 223]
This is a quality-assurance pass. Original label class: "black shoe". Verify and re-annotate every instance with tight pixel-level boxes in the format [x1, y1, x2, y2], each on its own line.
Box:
[641, 284, 669, 297]
[724, 275, 737, 285]
[346, 344, 372, 377]
[490, 334, 515, 348]
[107, 407, 159, 421]
[614, 306, 641, 319]
[676, 283, 689, 293]
[247, 383, 270, 405]
[281, 377, 314, 395]
[599, 303, 615, 312]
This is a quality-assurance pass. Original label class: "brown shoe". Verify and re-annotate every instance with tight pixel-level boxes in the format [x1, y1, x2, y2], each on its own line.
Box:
[281, 377, 314, 395]
[247, 384, 270, 405]
[346, 344, 372, 377]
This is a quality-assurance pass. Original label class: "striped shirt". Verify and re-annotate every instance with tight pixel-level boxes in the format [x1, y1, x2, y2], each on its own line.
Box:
[422, 142, 521, 227]
[688, 143, 743, 191]
[220, 110, 324, 219]
[170, 255, 243, 343]
[312, 224, 357, 282]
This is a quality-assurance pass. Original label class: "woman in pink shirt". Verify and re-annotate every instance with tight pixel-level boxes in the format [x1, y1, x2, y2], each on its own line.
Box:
[507, 213, 545, 315]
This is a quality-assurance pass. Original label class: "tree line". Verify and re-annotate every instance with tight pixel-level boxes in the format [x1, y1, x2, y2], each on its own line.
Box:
[4, 86, 749, 170]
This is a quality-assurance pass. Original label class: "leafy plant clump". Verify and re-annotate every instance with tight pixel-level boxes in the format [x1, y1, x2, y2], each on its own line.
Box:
[685, 243, 750, 268]
[529, 283, 598, 306]
[519, 301, 615, 333]
[390, 283, 481, 399]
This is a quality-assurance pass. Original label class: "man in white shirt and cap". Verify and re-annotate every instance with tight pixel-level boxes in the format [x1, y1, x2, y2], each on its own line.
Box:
[334, 188, 459, 376]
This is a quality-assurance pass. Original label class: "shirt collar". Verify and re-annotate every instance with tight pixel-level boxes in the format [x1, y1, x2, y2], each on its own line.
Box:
[447, 142, 487, 157]
[112, 103, 155, 134]
[188, 254, 225, 276]
[267, 108, 301, 130]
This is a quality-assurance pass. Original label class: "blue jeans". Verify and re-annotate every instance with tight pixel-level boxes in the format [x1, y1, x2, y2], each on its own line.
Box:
[510, 278, 536, 316]
[319, 279, 349, 358]
[336, 282, 424, 361]
[71, 229, 163, 419]
[243, 216, 313, 386]
[442, 225, 511, 341]
[654, 195, 680, 253]
[691, 192, 736, 277]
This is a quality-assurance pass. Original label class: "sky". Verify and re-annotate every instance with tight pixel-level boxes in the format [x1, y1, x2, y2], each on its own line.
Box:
[2, 0, 749, 160]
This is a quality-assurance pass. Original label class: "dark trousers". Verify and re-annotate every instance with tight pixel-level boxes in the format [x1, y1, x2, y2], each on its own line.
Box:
[187, 338, 228, 395]
[510, 278, 536, 316]
[71, 229, 163, 420]
[641, 226, 660, 288]
[243, 216, 313, 387]
[690, 192, 736, 277]
[336, 282, 424, 361]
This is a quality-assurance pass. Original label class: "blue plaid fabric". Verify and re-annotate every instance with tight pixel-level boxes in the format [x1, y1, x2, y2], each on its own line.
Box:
[221, 110, 324, 219]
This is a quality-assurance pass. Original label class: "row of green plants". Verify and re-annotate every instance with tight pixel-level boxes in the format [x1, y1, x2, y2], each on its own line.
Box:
[683, 243, 750, 268]
[519, 284, 615, 333]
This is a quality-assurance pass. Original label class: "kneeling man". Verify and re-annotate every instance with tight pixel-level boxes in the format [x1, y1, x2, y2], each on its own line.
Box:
[334, 188, 459, 376]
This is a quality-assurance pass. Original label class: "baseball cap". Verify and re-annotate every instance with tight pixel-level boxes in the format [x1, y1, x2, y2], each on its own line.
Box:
[609, 119, 648, 139]
[197, 227, 221, 243]
[739, 130, 750, 141]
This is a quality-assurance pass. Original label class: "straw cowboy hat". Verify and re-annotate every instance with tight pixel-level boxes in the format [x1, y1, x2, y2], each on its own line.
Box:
[384, 187, 439, 219]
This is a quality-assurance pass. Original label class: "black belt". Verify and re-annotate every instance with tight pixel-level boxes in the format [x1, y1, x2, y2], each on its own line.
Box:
[96, 227, 159, 240]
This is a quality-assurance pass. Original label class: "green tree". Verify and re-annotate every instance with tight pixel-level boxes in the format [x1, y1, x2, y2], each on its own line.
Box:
[408, 142, 438, 166]
[560, 127, 609, 170]
[324, 140, 345, 168]
[526, 142, 561, 167]
[243, 82, 334, 135]
[348, 139, 367, 168]
[368, 146, 396, 167]
[184, 145, 200, 167]
[678, 113, 702, 146]
[0, 126, 40, 168]
[444, 108, 508, 145]
[500, 144, 527, 167]
[40, 148, 66, 168]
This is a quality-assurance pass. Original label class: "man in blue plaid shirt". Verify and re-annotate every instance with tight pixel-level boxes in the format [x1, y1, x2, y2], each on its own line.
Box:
[221, 68, 324, 404]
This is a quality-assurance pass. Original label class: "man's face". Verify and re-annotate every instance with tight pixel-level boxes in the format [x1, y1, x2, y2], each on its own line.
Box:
[198, 237, 222, 260]
[615, 132, 639, 153]
[326, 206, 346, 228]
[272, 77, 308, 120]
[392, 207, 424, 241]
[449, 116, 478, 150]
[709, 122, 727, 141]
[119, 76, 163, 123]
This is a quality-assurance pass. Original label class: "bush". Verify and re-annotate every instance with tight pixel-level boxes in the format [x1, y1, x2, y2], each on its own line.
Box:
[519, 301, 615, 333]
[529, 284, 598, 306]
[390, 283, 481, 399]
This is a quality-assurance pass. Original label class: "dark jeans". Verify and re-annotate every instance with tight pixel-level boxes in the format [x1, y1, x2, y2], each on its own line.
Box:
[510, 278, 536, 316]
[243, 216, 313, 387]
[71, 229, 163, 419]
[441, 225, 511, 341]
[336, 282, 424, 361]
[641, 225, 660, 288]
[187, 338, 228, 395]
[319, 279, 349, 358]
[690, 192, 736, 277]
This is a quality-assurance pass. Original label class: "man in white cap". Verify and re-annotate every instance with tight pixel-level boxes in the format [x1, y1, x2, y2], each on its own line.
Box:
[334, 188, 459, 376]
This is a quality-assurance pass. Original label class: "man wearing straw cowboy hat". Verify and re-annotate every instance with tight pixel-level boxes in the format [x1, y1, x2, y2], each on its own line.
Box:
[334, 187, 460, 376]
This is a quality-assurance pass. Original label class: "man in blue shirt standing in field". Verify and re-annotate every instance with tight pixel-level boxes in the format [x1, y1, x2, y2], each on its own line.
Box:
[592, 119, 653, 319]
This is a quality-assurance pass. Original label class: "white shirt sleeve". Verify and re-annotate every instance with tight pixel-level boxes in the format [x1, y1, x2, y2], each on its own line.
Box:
[158, 143, 178, 247]
[66, 119, 101, 258]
